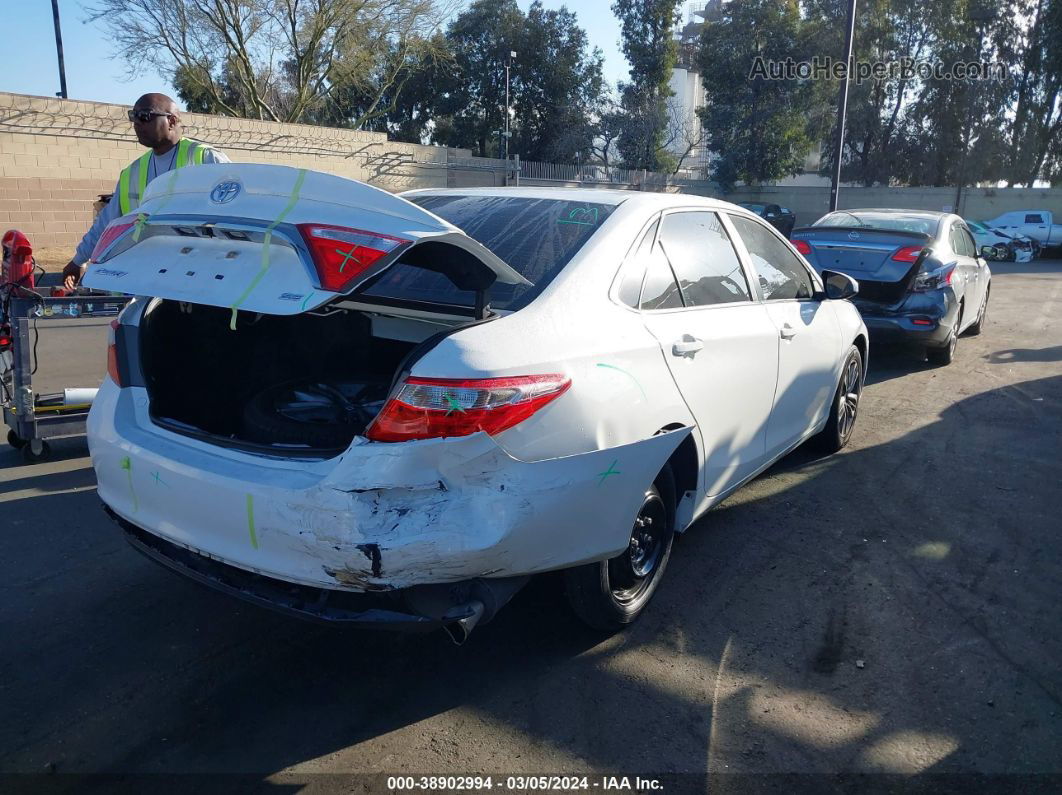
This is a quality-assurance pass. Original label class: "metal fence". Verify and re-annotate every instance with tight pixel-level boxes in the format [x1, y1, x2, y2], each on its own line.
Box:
[518, 159, 672, 189]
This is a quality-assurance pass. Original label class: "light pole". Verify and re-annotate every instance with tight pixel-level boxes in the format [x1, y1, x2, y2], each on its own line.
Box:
[829, 0, 857, 212]
[953, 2, 996, 214]
[51, 0, 68, 99]
[504, 50, 516, 162]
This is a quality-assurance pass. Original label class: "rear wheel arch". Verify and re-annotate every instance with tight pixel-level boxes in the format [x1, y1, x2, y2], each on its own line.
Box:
[656, 422, 699, 503]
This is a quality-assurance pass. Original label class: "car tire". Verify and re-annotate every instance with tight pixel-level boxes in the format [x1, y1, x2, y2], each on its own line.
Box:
[564, 465, 676, 633]
[812, 345, 863, 454]
[966, 288, 989, 336]
[927, 306, 962, 366]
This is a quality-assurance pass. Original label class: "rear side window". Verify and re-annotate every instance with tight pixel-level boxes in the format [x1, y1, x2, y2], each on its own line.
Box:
[658, 211, 751, 306]
[950, 224, 974, 257]
[372, 195, 617, 311]
[617, 219, 659, 308]
[1025, 214, 1044, 224]
[640, 234, 683, 311]
[729, 215, 815, 300]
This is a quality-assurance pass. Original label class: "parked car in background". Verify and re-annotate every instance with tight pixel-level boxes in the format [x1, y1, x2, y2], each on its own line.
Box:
[965, 219, 1035, 262]
[738, 202, 796, 237]
[986, 210, 1062, 252]
[791, 209, 990, 365]
[84, 166, 868, 641]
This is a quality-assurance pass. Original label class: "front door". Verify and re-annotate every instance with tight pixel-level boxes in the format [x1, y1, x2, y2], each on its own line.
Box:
[728, 214, 843, 459]
[638, 210, 779, 496]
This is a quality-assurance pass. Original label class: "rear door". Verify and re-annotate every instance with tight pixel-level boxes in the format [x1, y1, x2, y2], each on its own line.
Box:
[637, 210, 779, 497]
[728, 214, 842, 458]
[951, 221, 986, 324]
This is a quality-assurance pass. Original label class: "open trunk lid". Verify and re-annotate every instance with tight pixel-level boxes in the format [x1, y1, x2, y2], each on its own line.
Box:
[83, 164, 529, 315]
[791, 226, 932, 282]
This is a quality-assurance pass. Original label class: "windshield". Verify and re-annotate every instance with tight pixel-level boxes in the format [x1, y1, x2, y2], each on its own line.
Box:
[815, 211, 937, 235]
[360, 195, 617, 311]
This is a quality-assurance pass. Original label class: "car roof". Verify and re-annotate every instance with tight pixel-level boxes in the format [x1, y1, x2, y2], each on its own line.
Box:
[400, 186, 741, 212]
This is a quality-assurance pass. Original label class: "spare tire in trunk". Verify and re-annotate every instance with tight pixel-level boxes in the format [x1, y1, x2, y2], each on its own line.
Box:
[240, 378, 389, 448]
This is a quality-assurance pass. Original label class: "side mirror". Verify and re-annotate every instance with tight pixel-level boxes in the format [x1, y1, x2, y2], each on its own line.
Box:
[822, 269, 859, 300]
[980, 245, 995, 258]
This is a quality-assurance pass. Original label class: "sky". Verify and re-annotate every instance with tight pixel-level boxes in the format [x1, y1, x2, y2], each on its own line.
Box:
[0, 0, 657, 108]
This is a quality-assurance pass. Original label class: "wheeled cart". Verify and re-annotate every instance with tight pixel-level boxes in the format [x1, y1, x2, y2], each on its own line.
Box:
[2, 294, 131, 463]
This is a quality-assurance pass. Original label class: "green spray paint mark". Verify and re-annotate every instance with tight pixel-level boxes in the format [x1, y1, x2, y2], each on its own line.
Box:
[335, 246, 362, 273]
[300, 291, 316, 310]
[150, 470, 168, 487]
[131, 213, 149, 242]
[230, 169, 308, 330]
[120, 456, 139, 512]
[557, 206, 599, 226]
[596, 363, 647, 402]
[246, 494, 259, 549]
[444, 393, 466, 415]
[596, 459, 621, 486]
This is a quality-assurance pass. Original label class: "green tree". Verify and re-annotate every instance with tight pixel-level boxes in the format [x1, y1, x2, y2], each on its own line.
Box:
[428, 0, 605, 159]
[698, 0, 813, 189]
[612, 0, 680, 171]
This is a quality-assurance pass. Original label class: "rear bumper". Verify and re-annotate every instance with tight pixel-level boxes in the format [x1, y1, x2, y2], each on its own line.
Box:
[109, 505, 522, 630]
[88, 381, 690, 594]
[854, 290, 958, 348]
[860, 314, 954, 347]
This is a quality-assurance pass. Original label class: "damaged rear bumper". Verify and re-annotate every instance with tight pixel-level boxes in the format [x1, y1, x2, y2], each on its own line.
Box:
[89, 382, 691, 596]
[110, 505, 527, 633]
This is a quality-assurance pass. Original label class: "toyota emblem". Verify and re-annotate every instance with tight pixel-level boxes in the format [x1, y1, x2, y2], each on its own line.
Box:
[210, 180, 242, 204]
[847, 231, 860, 240]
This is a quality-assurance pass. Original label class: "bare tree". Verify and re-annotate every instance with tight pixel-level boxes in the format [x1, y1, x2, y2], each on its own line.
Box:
[87, 0, 454, 126]
[664, 95, 707, 177]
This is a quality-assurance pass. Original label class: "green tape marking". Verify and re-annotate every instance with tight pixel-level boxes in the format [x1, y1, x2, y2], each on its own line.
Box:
[596, 363, 648, 402]
[120, 456, 139, 512]
[596, 459, 621, 486]
[132, 168, 181, 242]
[246, 494, 259, 549]
[230, 169, 308, 330]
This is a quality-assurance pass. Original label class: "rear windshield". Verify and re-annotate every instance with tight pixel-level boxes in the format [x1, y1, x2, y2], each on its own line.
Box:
[358, 195, 617, 311]
[815, 211, 937, 236]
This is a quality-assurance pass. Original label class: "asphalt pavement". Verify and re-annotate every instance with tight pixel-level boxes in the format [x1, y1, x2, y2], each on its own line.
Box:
[2, 260, 1061, 791]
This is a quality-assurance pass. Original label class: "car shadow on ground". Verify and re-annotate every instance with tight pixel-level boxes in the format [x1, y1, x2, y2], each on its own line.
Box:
[2, 377, 1060, 784]
[986, 345, 1062, 364]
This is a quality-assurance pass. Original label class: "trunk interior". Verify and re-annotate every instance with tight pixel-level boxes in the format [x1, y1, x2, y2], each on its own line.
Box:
[139, 300, 455, 453]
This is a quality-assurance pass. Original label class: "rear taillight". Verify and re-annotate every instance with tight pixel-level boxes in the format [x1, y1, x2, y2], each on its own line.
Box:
[91, 219, 137, 262]
[365, 374, 571, 442]
[910, 264, 955, 292]
[792, 239, 811, 256]
[891, 245, 923, 263]
[106, 319, 124, 387]
[297, 223, 409, 292]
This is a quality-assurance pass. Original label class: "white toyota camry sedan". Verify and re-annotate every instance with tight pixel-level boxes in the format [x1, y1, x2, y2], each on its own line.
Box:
[85, 164, 867, 641]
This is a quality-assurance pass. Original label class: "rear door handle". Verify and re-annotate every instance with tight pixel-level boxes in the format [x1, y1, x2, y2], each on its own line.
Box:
[780, 323, 797, 340]
[672, 335, 703, 357]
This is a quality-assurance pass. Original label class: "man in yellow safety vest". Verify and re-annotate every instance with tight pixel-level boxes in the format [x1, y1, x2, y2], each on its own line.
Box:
[63, 93, 230, 288]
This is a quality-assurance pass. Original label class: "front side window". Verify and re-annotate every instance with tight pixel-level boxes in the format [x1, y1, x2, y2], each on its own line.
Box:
[1025, 214, 1044, 224]
[729, 215, 815, 301]
[657, 211, 751, 307]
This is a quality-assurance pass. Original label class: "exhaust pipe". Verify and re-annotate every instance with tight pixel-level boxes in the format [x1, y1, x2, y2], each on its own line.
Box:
[442, 600, 485, 645]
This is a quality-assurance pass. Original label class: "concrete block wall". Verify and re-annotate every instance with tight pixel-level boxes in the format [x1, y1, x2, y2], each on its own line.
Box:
[0, 91, 466, 251]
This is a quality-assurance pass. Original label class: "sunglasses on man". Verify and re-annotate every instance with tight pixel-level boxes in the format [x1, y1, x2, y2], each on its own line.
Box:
[127, 109, 172, 124]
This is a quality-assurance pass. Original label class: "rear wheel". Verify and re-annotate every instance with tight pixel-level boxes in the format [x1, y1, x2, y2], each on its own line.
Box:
[927, 306, 962, 366]
[564, 465, 676, 632]
[813, 345, 863, 454]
